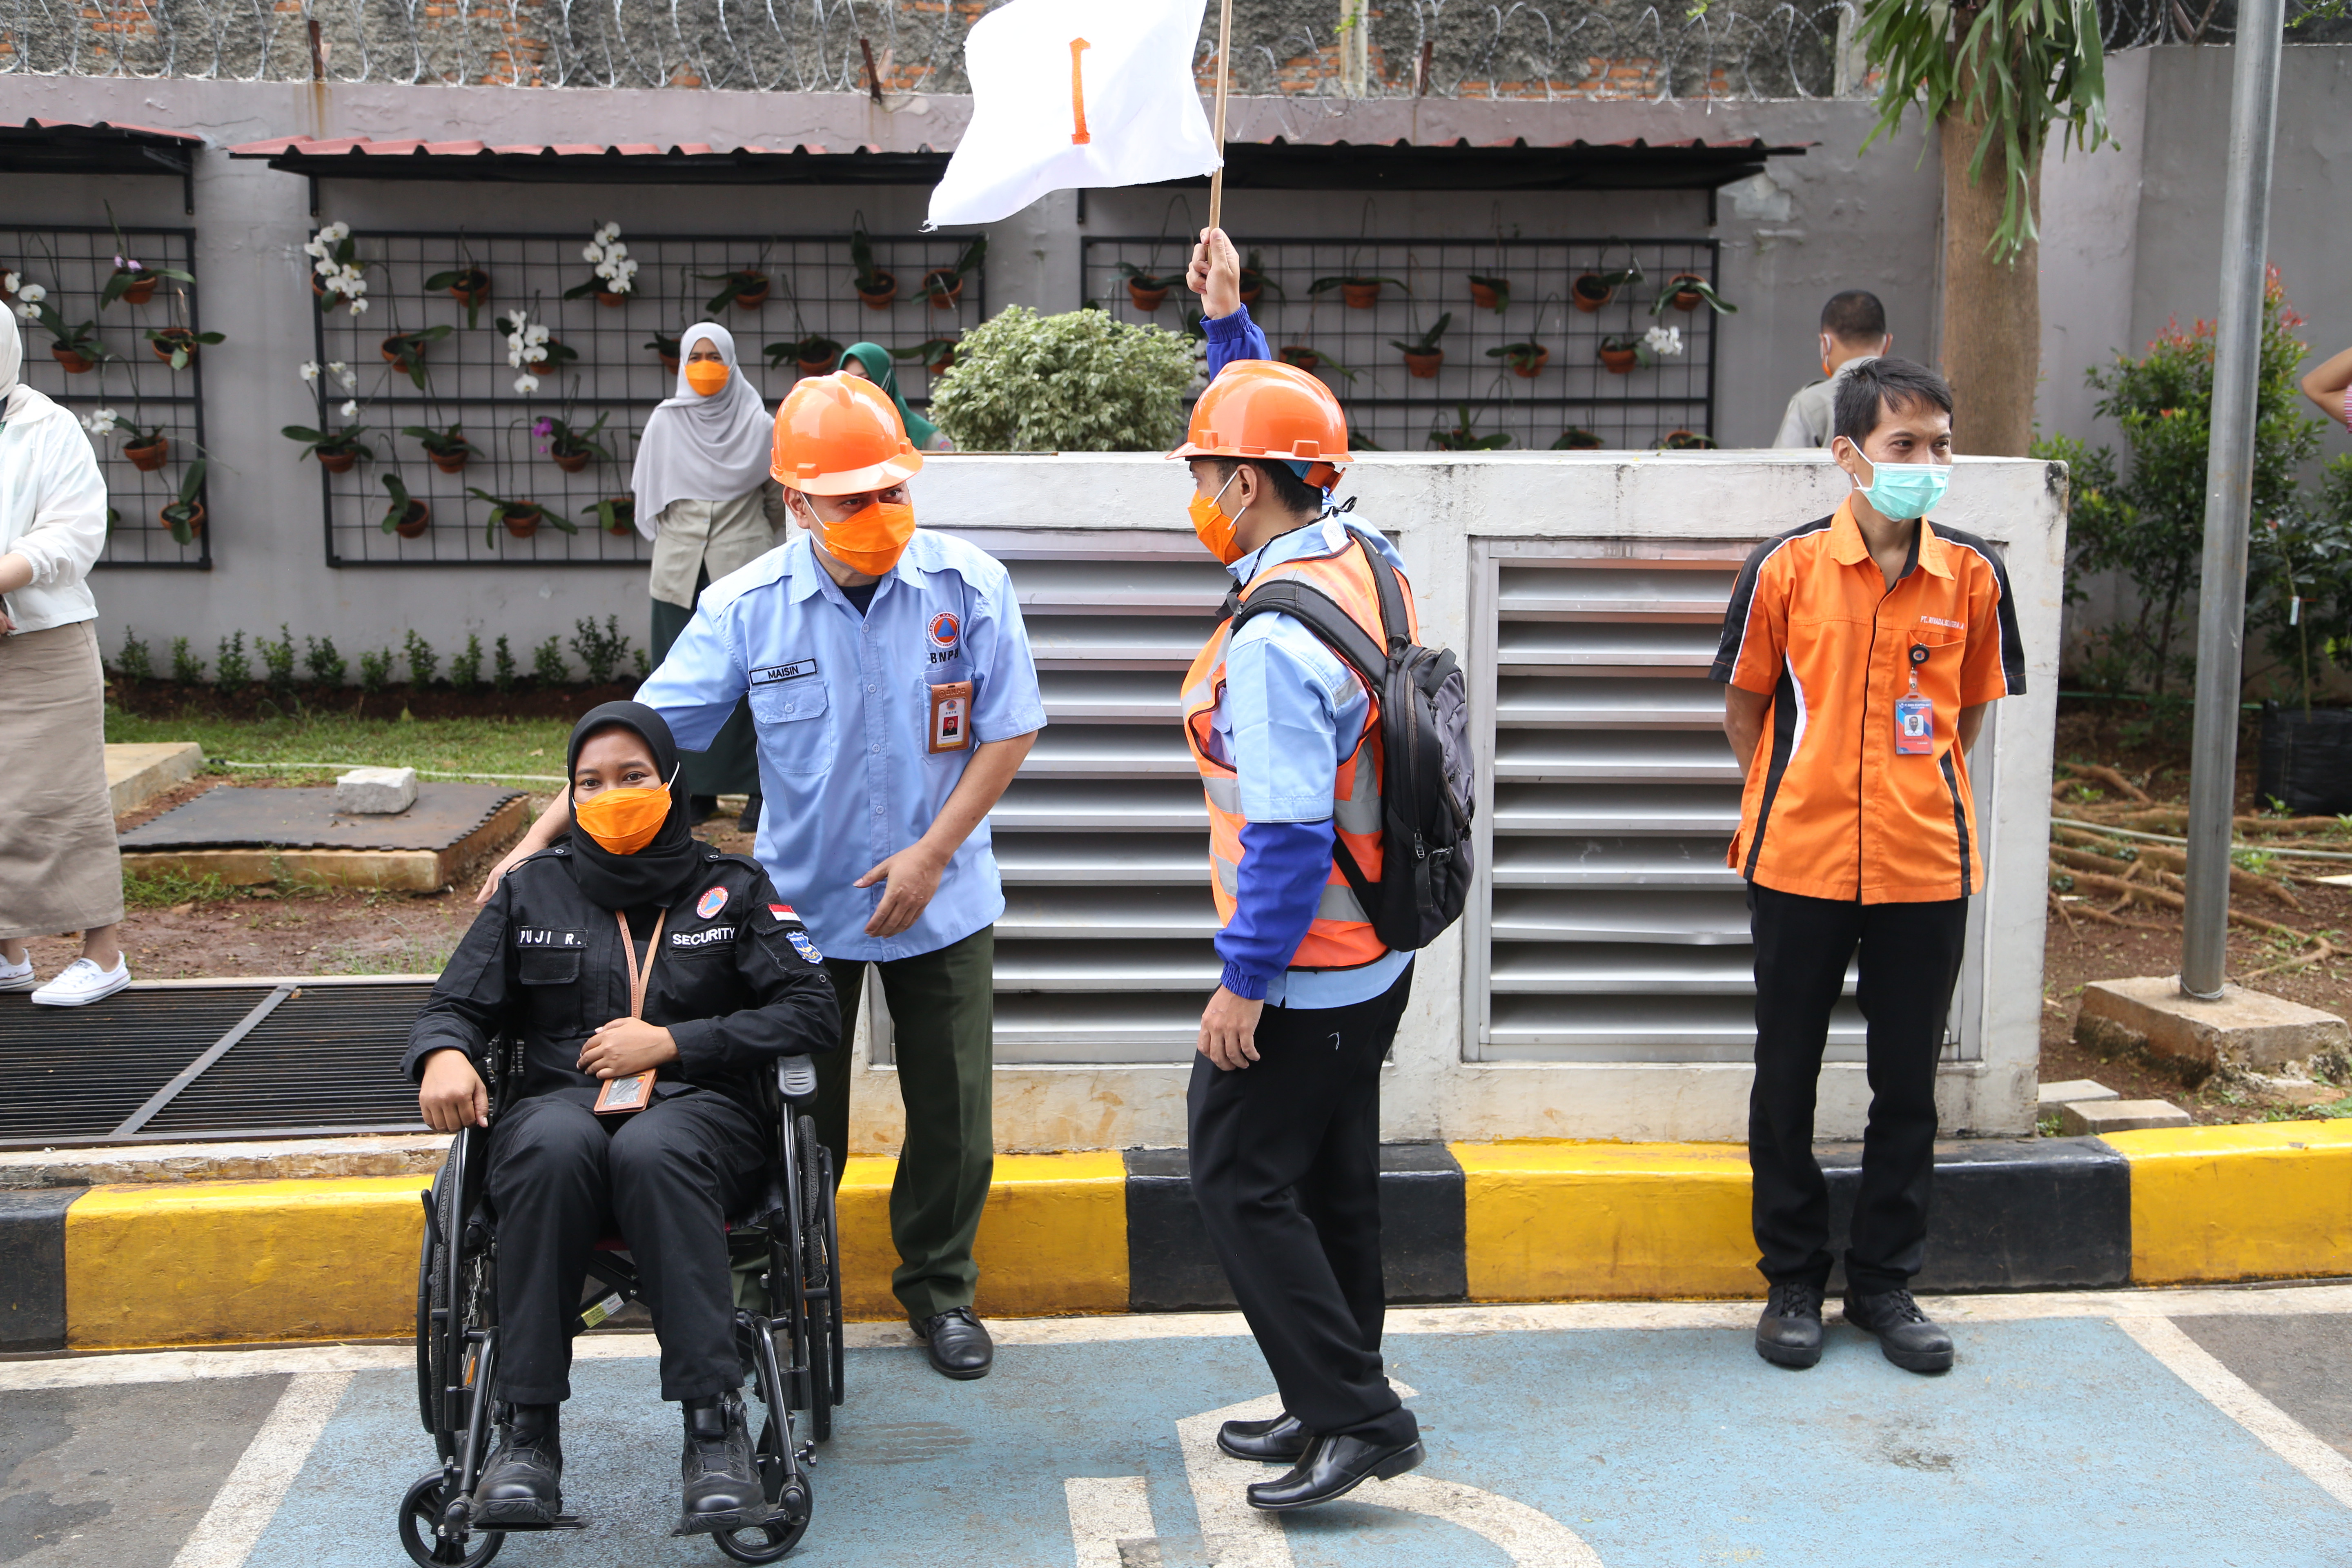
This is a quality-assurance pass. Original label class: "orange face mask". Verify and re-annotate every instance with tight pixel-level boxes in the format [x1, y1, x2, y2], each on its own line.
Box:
[684, 360, 730, 396]
[817, 497, 917, 577]
[574, 768, 676, 855]
[1188, 471, 1247, 565]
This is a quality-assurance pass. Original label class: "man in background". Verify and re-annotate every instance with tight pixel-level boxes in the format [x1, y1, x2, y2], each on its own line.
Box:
[1774, 291, 1891, 449]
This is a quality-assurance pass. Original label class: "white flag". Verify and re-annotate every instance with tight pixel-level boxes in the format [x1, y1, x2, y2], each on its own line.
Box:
[925, 0, 1222, 230]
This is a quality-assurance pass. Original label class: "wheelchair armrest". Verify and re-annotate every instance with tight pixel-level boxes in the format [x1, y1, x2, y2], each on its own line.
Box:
[776, 1054, 818, 1105]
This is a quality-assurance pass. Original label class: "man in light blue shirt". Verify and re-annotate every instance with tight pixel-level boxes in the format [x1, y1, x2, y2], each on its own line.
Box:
[485, 374, 1042, 1382]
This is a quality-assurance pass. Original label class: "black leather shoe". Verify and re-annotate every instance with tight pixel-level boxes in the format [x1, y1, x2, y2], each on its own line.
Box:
[1755, 1281, 1825, 1369]
[688, 794, 722, 824]
[676, 1390, 770, 1535]
[915, 1306, 994, 1380]
[1218, 1413, 1308, 1463]
[473, 1403, 564, 1527]
[1844, 1287, 1955, 1373]
[737, 795, 764, 834]
[1246, 1433, 1423, 1512]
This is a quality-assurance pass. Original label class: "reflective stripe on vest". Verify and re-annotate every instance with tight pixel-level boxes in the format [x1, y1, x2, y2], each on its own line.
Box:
[1180, 529, 1416, 971]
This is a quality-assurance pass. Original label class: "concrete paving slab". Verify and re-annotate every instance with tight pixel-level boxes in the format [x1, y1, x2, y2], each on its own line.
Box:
[105, 742, 203, 817]
[2036, 1079, 2118, 1106]
[2061, 1098, 2193, 1136]
[2078, 976, 2352, 1074]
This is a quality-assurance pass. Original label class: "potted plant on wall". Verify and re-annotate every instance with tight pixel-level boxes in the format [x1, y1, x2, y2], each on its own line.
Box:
[497, 310, 576, 394]
[100, 207, 193, 307]
[893, 337, 960, 374]
[380, 472, 431, 538]
[1596, 334, 1642, 374]
[380, 324, 452, 390]
[468, 488, 575, 544]
[699, 248, 773, 313]
[1237, 250, 1282, 308]
[160, 458, 208, 543]
[1487, 339, 1548, 378]
[424, 238, 492, 328]
[917, 237, 986, 310]
[1653, 274, 1736, 316]
[303, 220, 369, 314]
[1467, 274, 1511, 312]
[561, 221, 637, 307]
[1572, 254, 1645, 312]
[1551, 427, 1605, 450]
[646, 330, 683, 375]
[1428, 405, 1512, 451]
[1658, 429, 1717, 449]
[403, 423, 475, 473]
[122, 421, 171, 471]
[532, 407, 615, 473]
[1115, 261, 1183, 312]
[850, 223, 900, 308]
[593, 496, 636, 536]
[1309, 266, 1407, 310]
[765, 335, 844, 376]
[1276, 342, 1356, 381]
[145, 324, 222, 369]
[1389, 313, 1450, 378]
[283, 421, 374, 471]
[30, 302, 107, 373]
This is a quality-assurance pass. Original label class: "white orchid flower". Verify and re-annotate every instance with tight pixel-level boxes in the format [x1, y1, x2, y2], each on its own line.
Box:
[82, 407, 119, 434]
[582, 243, 602, 264]
[349, 297, 368, 314]
[17, 282, 43, 304]
[1643, 324, 1683, 357]
[339, 399, 360, 417]
[2, 271, 16, 292]
[300, 360, 321, 383]
[513, 372, 541, 395]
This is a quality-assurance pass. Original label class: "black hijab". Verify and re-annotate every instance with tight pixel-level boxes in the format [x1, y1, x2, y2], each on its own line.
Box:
[563, 701, 702, 911]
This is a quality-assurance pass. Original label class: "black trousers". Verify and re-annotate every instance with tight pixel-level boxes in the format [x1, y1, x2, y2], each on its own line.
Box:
[1187, 964, 1418, 1448]
[1748, 884, 1968, 1296]
[488, 1088, 766, 1405]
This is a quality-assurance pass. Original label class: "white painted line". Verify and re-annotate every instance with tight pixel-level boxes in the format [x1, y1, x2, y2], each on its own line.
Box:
[1371, 1475, 1608, 1567]
[1065, 1474, 1156, 1568]
[2117, 1315, 2352, 1510]
[1176, 1394, 1294, 1567]
[167, 1369, 352, 1568]
[0, 1344, 407, 1390]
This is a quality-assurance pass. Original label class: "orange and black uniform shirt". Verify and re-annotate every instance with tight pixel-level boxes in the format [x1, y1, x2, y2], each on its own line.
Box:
[1709, 497, 2025, 904]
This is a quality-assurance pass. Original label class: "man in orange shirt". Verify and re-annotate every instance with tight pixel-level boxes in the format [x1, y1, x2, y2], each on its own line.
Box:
[1711, 358, 2023, 1375]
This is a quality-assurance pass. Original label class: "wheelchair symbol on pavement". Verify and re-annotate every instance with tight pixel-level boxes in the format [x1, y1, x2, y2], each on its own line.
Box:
[1064, 1390, 1607, 1567]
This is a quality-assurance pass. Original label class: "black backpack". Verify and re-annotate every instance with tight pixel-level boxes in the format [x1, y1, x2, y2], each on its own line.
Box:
[1225, 526, 1476, 951]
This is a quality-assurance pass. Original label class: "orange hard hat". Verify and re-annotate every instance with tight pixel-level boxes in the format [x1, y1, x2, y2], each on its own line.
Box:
[1169, 360, 1352, 482]
[770, 373, 925, 495]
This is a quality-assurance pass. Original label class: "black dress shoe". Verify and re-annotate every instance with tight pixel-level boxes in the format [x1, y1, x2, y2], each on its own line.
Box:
[473, 1403, 564, 1527]
[1218, 1412, 1308, 1463]
[914, 1306, 994, 1380]
[676, 1390, 771, 1535]
[1755, 1281, 1825, 1369]
[737, 795, 764, 834]
[1245, 1432, 1424, 1512]
[1843, 1287, 1955, 1374]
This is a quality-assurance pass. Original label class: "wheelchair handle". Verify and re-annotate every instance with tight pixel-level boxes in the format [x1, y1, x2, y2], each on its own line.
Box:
[776, 1054, 818, 1103]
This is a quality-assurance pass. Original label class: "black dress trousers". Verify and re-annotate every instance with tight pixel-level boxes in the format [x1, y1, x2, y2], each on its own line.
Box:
[1746, 883, 1969, 1296]
[488, 1087, 767, 1405]
[1186, 964, 1418, 1448]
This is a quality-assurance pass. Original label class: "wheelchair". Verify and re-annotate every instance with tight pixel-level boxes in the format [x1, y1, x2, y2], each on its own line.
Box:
[399, 1040, 843, 1567]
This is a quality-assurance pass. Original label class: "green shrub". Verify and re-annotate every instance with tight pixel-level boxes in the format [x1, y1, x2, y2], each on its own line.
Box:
[358, 647, 395, 693]
[170, 636, 203, 684]
[532, 636, 567, 686]
[215, 631, 251, 690]
[303, 635, 347, 686]
[403, 629, 439, 688]
[115, 626, 153, 682]
[450, 633, 484, 693]
[929, 304, 1196, 452]
[260, 624, 297, 690]
[570, 615, 630, 685]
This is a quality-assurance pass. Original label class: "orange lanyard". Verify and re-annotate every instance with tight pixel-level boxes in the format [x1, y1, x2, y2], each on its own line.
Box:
[617, 909, 666, 1019]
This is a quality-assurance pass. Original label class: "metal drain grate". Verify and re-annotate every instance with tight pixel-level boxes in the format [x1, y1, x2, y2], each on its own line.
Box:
[2, 988, 275, 1144]
[141, 982, 437, 1139]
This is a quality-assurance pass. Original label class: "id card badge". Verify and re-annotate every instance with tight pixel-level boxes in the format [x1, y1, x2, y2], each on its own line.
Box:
[1894, 693, 1936, 755]
[594, 1069, 657, 1115]
[927, 679, 974, 755]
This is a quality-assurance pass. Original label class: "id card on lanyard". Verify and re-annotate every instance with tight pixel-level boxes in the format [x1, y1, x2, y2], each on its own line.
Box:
[592, 908, 666, 1114]
[1894, 645, 1935, 756]
[928, 679, 974, 755]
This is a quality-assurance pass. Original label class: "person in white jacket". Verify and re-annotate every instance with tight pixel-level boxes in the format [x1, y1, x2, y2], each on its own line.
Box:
[0, 307, 130, 1005]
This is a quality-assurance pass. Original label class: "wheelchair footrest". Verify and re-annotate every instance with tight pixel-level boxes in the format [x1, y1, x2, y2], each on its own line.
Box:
[673, 1501, 784, 1538]
[469, 1512, 587, 1532]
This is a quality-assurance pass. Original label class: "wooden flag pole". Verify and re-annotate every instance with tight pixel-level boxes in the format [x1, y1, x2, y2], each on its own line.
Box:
[1208, 0, 1234, 234]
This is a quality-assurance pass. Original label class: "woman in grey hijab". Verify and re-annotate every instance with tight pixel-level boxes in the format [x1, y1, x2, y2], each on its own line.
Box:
[632, 323, 786, 830]
[0, 305, 133, 1005]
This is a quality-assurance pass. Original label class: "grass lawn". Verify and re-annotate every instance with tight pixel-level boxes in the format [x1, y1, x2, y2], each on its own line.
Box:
[106, 707, 576, 782]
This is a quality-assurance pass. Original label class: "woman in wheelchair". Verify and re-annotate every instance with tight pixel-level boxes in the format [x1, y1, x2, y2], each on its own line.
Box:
[405, 701, 837, 1538]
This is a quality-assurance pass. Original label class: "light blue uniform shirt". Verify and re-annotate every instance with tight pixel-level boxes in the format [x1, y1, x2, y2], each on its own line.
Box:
[637, 530, 1047, 964]
[1208, 512, 1415, 1009]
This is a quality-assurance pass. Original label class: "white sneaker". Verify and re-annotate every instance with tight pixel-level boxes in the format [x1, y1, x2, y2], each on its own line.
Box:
[31, 956, 131, 1007]
[0, 954, 33, 991]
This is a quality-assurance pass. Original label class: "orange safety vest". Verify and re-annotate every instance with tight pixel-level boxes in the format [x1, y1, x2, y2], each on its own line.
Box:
[1180, 530, 1414, 971]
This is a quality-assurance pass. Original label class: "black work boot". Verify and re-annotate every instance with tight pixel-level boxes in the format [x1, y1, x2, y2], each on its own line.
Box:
[473, 1402, 564, 1526]
[1754, 1281, 1825, 1369]
[1843, 1287, 1955, 1374]
[676, 1390, 768, 1535]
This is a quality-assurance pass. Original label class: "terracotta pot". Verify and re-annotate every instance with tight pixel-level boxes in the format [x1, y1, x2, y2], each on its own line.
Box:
[118, 273, 158, 305]
[393, 500, 432, 538]
[318, 448, 359, 472]
[161, 500, 204, 537]
[1239, 281, 1263, 307]
[1401, 349, 1444, 379]
[1469, 280, 1502, 310]
[1510, 347, 1549, 379]
[52, 346, 94, 373]
[381, 336, 423, 369]
[1572, 275, 1613, 312]
[428, 447, 471, 474]
[922, 270, 964, 310]
[551, 449, 592, 473]
[448, 273, 490, 308]
[928, 348, 956, 374]
[858, 272, 899, 310]
[603, 501, 634, 536]
[125, 436, 170, 472]
[597, 290, 627, 308]
[150, 331, 198, 364]
[503, 506, 542, 538]
[1660, 429, 1716, 450]
[1598, 346, 1638, 374]
[1127, 281, 1169, 312]
[798, 351, 841, 375]
[310, 277, 326, 300]
[1279, 346, 1320, 372]
[732, 278, 770, 310]
[659, 353, 681, 375]
[1340, 281, 1381, 310]
[1557, 429, 1604, 450]
[1664, 274, 1706, 312]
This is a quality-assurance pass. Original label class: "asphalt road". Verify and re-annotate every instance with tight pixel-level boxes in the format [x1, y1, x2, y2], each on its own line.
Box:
[9, 1286, 2352, 1568]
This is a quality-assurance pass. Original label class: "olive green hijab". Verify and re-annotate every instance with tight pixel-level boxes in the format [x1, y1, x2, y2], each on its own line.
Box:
[842, 342, 938, 448]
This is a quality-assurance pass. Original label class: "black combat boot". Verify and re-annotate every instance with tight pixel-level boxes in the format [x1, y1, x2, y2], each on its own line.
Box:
[472, 1402, 564, 1526]
[676, 1390, 768, 1535]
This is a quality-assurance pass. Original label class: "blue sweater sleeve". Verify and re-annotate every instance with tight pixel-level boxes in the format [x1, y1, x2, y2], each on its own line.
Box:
[1203, 303, 1272, 378]
[1215, 817, 1336, 1000]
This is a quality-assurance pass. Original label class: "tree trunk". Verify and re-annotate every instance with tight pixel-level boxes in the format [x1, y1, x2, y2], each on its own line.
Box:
[1937, 99, 2042, 457]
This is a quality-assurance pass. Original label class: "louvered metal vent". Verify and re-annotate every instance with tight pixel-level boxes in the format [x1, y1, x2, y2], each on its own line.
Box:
[1469, 544, 1870, 1062]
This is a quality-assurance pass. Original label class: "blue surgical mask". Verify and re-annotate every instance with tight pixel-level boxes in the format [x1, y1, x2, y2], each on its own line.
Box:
[1851, 449, 1950, 521]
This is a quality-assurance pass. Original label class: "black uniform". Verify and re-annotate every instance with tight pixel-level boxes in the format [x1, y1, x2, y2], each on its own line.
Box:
[405, 842, 837, 1406]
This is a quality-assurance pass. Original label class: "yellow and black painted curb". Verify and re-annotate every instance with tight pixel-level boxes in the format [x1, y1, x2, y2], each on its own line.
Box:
[6, 1123, 2350, 1352]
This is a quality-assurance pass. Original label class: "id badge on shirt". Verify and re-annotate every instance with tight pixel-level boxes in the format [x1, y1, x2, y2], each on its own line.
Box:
[927, 679, 974, 755]
[1894, 693, 1936, 755]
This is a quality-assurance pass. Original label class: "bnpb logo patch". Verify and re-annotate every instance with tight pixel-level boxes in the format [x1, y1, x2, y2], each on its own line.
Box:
[928, 611, 960, 649]
[696, 886, 729, 920]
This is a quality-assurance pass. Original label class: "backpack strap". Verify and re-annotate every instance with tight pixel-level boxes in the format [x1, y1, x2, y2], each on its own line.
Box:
[1228, 579, 1387, 693]
[1340, 525, 1412, 656]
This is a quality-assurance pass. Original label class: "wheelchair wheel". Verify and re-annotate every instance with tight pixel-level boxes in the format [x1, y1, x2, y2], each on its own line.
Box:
[399, 1471, 503, 1568]
[796, 1117, 838, 1440]
[712, 1423, 811, 1565]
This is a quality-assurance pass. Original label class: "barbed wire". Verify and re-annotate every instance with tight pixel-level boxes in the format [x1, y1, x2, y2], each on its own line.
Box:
[2, 0, 2341, 94]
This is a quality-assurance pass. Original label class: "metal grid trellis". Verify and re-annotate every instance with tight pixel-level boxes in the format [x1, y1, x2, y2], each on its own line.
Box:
[4, 225, 209, 569]
[307, 229, 981, 567]
[1083, 235, 1719, 454]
